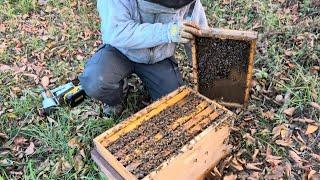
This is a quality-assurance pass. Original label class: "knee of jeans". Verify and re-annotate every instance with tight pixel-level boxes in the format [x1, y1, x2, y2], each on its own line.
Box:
[81, 77, 119, 100]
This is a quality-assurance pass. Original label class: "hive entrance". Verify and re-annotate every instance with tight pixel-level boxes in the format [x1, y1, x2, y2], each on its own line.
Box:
[196, 38, 251, 104]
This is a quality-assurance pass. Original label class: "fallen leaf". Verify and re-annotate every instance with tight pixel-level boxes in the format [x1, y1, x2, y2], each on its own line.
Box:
[0, 132, 8, 139]
[76, 123, 85, 132]
[38, 0, 48, 5]
[285, 162, 292, 177]
[68, 138, 81, 149]
[61, 158, 72, 173]
[284, 50, 293, 56]
[0, 23, 5, 32]
[283, 107, 296, 116]
[38, 158, 50, 171]
[40, 35, 49, 41]
[309, 173, 320, 180]
[53, 160, 62, 175]
[266, 155, 282, 166]
[0, 64, 11, 72]
[25, 142, 35, 156]
[223, 173, 237, 180]
[14, 136, 27, 146]
[281, 128, 292, 140]
[243, 115, 254, 121]
[284, 92, 291, 103]
[12, 65, 26, 75]
[41, 76, 50, 89]
[295, 131, 307, 145]
[74, 154, 84, 172]
[285, 61, 296, 69]
[79, 149, 86, 159]
[275, 95, 284, 103]
[230, 158, 244, 171]
[292, 118, 315, 124]
[308, 170, 318, 180]
[237, 158, 246, 165]
[246, 162, 262, 171]
[24, 73, 39, 84]
[311, 88, 318, 101]
[310, 66, 319, 74]
[218, 155, 233, 175]
[248, 171, 261, 179]
[47, 117, 58, 126]
[310, 102, 320, 111]
[0, 159, 13, 166]
[265, 165, 285, 179]
[213, 167, 222, 177]
[0, 148, 9, 155]
[10, 171, 23, 176]
[50, 77, 58, 83]
[266, 146, 282, 166]
[305, 124, 318, 135]
[243, 133, 255, 144]
[272, 124, 291, 139]
[262, 109, 275, 120]
[6, 113, 17, 119]
[289, 150, 303, 167]
[276, 139, 293, 147]
[76, 54, 84, 61]
[311, 153, 320, 162]
[252, 149, 259, 161]
[222, 0, 231, 5]
[12, 87, 22, 94]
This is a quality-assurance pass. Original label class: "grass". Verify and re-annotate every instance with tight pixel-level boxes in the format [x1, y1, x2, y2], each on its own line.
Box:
[0, 0, 319, 179]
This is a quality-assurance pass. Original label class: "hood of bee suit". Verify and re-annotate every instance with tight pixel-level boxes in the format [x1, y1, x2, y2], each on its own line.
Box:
[143, 0, 195, 10]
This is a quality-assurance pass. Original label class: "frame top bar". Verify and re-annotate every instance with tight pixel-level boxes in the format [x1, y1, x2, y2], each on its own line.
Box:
[199, 28, 258, 41]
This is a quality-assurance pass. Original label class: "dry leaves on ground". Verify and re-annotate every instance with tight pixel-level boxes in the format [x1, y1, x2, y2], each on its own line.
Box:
[283, 107, 296, 116]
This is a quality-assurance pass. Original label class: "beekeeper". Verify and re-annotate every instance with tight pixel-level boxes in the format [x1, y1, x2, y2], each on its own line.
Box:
[79, 0, 208, 117]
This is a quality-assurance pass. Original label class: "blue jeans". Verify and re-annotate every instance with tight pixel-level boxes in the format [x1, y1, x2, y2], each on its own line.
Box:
[79, 44, 183, 106]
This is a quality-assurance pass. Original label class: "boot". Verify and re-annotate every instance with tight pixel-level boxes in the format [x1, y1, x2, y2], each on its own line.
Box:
[103, 104, 124, 118]
[103, 78, 128, 118]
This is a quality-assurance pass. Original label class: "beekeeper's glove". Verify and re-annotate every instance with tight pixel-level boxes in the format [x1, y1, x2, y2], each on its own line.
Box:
[169, 21, 202, 44]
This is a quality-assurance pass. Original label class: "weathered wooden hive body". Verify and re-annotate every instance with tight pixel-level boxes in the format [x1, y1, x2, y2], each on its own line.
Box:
[92, 86, 235, 179]
[192, 28, 258, 107]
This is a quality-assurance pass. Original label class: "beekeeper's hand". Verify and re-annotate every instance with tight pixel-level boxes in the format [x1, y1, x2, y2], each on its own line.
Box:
[169, 21, 202, 44]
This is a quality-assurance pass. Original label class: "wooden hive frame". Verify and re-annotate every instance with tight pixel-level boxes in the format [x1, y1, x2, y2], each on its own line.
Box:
[93, 86, 234, 180]
[191, 28, 258, 108]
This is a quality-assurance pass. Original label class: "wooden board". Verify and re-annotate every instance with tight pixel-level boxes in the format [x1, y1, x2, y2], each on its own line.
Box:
[145, 125, 232, 180]
[200, 28, 258, 41]
[92, 86, 234, 180]
[94, 87, 191, 146]
[192, 28, 258, 108]
[91, 149, 124, 180]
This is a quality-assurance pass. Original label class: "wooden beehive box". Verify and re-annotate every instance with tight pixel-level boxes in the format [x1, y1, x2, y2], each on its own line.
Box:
[192, 28, 258, 108]
[92, 86, 235, 180]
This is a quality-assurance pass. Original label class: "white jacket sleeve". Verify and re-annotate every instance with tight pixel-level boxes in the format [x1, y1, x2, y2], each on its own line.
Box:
[98, 0, 177, 49]
[191, 0, 209, 29]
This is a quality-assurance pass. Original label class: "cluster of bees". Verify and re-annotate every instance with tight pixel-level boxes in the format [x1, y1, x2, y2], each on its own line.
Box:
[196, 38, 250, 88]
[107, 94, 202, 179]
